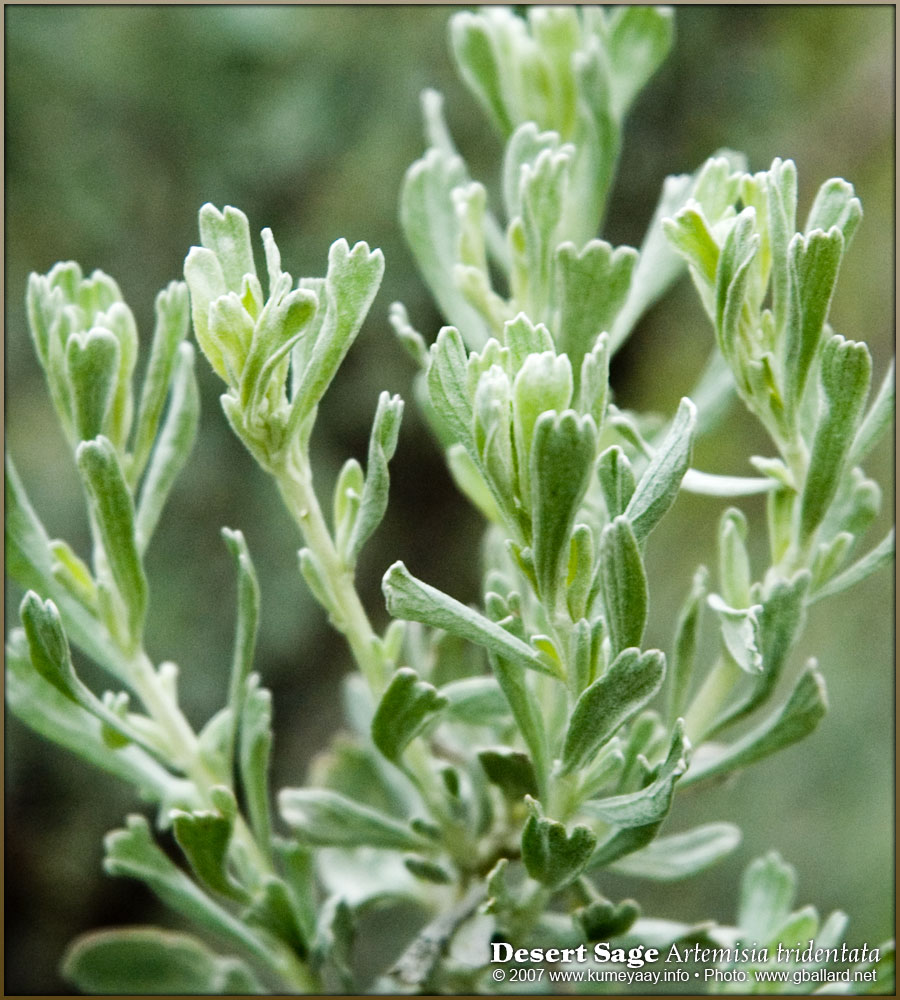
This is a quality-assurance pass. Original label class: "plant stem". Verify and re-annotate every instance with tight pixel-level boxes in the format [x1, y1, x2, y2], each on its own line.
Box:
[129, 651, 319, 992]
[275, 453, 388, 693]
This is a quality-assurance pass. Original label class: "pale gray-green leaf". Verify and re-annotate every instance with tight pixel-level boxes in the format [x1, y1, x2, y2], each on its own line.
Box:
[372, 667, 448, 763]
[684, 663, 827, 785]
[279, 788, 426, 851]
[521, 798, 597, 891]
[609, 823, 741, 881]
[598, 516, 648, 656]
[77, 436, 147, 648]
[624, 398, 696, 542]
[382, 561, 552, 677]
[582, 720, 688, 830]
[131, 281, 191, 483]
[65, 329, 120, 443]
[349, 392, 404, 560]
[562, 647, 665, 774]
[800, 335, 871, 543]
[134, 343, 199, 552]
[63, 927, 264, 995]
[530, 410, 596, 606]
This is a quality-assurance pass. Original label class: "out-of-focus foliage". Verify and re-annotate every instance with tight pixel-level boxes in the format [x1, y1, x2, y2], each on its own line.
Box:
[5, 6, 892, 994]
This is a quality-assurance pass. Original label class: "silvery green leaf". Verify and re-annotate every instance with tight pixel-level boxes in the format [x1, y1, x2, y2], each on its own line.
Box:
[609, 822, 741, 881]
[246, 875, 309, 955]
[77, 436, 147, 648]
[718, 507, 751, 609]
[472, 365, 516, 511]
[562, 647, 665, 774]
[521, 797, 597, 891]
[478, 747, 538, 800]
[712, 570, 809, 733]
[171, 806, 249, 903]
[566, 532, 595, 630]
[597, 445, 636, 519]
[382, 561, 552, 677]
[49, 538, 97, 609]
[578, 333, 611, 430]
[240, 674, 273, 849]
[681, 470, 775, 497]
[763, 158, 798, 338]
[811, 529, 894, 604]
[104, 815, 271, 963]
[582, 720, 687, 832]
[426, 326, 475, 449]
[94, 302, 138, 453]
[222, 528, 260, 763]
[577, 898, 641, 941]
[19, 592, 95, 708]
[240, 285, 317, 413]
[714, 208, 760, 366]
[134, 343, 200, 552]
[624, 397, 696, 543]
[785, 227, 845, 410]
[503, 312, 554, 371]
[662, 204, 720, 294]
[279, 788, 426, 851]
[440, 676, 509, 724]
[349, 392, 404, 560]
[554, 240, 636, 375]
[198, 203, 256, 293]
[619, 711, 663, 787]
[6, 630, 183, 805]
[489, 653, 549, 798]
[450, 12, 513, 136]
[530, 410, 597, 606]
[805, 177, 862, 246]
[333, 458, 364, 558]
[737, 851, 796, 943]
[503, 124, 561, 224]
[184, 245, 229, 380]
[513, 145, 572, 315]
[62, 927, 264, 996]
[64, 329, 120, 443]
[205, 291, 254, 389]
[850, 359, 894, 465]
[707, 593, 763, 675]
[371, 667, 448, 763]
[131, 281, 190, 483]
[684, 662, 827, 786]
[528, 6, 581, 129]
[601, 6, 674, 121]
[311, 895, 355, 993]
[26, 274, 77, 438]
[598, 516, 648, 656]
[512, 351, 573, 491]
[800, 335, 872, 543]
[272, 840, 317, 950]
[290, 239, 384, 428]
[401, 149, 491, 348]
[616, 153, 745, 348]
[810, 531, 854, 592]
[388, 301, 428, 368]
[825, 467, 881, 540]
[589, 820, 662, 871]
[668, 566, 708, 727]
[403, 856, 453, 885]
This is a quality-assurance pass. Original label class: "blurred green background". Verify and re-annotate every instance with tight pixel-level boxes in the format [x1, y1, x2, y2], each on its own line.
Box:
[5, 6, 893, 994]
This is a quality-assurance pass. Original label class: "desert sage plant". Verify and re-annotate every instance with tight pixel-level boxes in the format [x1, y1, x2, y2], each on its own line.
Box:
[6, 6, 894, 995]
